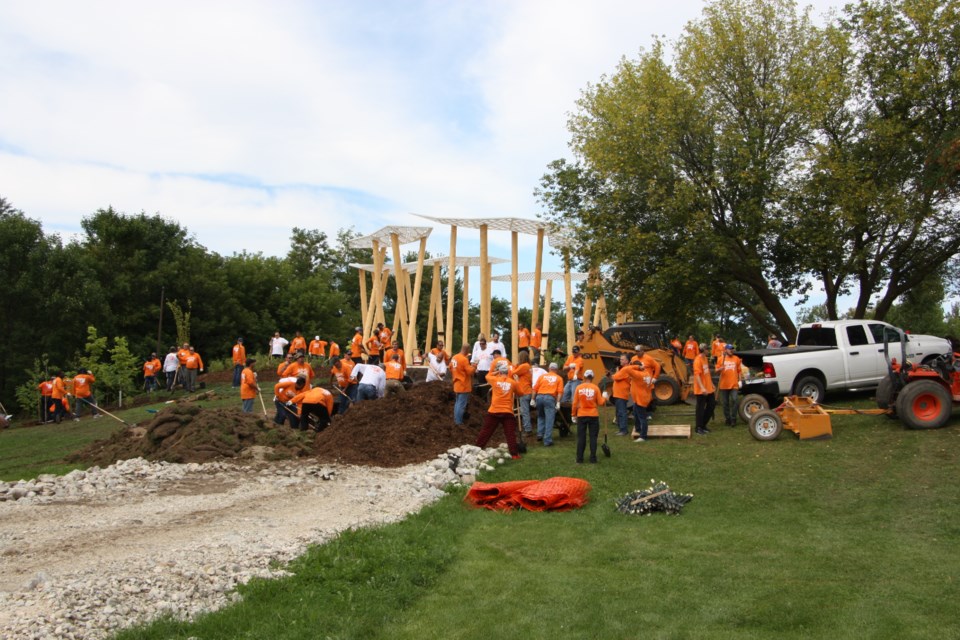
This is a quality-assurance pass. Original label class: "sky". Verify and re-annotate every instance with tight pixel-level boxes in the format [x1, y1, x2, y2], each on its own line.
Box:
[0, 0, 849, 317]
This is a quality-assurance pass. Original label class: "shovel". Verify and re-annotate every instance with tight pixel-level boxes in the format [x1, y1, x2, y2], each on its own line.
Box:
[513, 399, 528, 454]
[601, 429, 611, 458]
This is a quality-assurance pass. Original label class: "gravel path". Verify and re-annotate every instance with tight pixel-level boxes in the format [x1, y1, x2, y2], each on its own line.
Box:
[0, 446, 506, 639]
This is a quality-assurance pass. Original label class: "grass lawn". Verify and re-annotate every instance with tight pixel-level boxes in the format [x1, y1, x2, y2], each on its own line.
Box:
[3, 390, 958, 638]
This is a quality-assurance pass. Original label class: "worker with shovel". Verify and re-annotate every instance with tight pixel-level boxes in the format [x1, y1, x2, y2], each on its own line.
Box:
[476, 361, 523, 460]
[288, 378, 334, 431]
[239, 358, 259, 413]
[71, 368, 100, 420]
[330, 357, 356, 414]
[274, 376, 303, 427]
[692, 344, 715, 435]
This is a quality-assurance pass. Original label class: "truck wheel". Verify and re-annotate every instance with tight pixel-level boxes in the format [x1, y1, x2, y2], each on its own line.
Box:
[653, 376, 681, 405]
[793, 376, 825, 403]
[896, 380, 952, 430]
[875, 375, 898, 418]
[749, 410, 783, 441]
[738, 394, 770, 424]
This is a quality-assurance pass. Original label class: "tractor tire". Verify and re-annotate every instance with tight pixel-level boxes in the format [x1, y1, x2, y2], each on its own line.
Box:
[793, 375, 825, 403]
[896, 380, 952, 430]
[749, 409, 783, 441]
[875, 375, 898, 418]
[738, 393, 770, 424]
[653, 376, 681, 405]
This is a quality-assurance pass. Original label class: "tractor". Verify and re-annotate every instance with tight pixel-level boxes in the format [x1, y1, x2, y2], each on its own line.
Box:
[876, 334, 960, 429]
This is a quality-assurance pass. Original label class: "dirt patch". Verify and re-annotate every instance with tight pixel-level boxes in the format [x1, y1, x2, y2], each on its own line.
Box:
[67, 405, 313, 466]
[314, 381, 490, 467]
[67, 381, 503, 469]
[201, 364, 333, 386]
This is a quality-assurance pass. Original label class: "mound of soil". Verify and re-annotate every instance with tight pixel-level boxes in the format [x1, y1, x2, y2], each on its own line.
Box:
[68, 404, 313, 466]
[314, 381, 493, 467]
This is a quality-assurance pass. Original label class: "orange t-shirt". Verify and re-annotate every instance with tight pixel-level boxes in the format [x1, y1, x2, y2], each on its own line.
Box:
[308, 340, 323, 356]
[39, 381, 53, 397]
[185, 353, 203, 370]
[531, 328, 542, 348]
[711, 339, 725, 360]
[533, 372, 564, 398]
[626, 367, 654, 407]
[51, 377, 66, 400]
[351, 334, 364, 358]
[486, 372, 520, 413]
[143, 358, 161, 377]
[518, 329, 531, 349]
[683, 340, 700, 360]
[513, 363, 533, 396]
[283, 361, 315, 381]
[430, 347, 449, 364]
[717, 354, 743, 390]
[692, 353, 715, 395]
[384, 348, 406, 373]
[572, 382, 605, 417]
[378, 327, 393, 349]
[177, 348, 190, 365]
[240, 367, 258, 400]
[385, 361, 405, 380]
[289, 336, 307, 354]
[331, 360, 355, 388]
[451, 353, 475, 393]
[630, 353, 662, 378]
[73, 373, 95, 398]
[275, 378, 308, 402]
[366, 336, 382, 356]
[232, 343, 246, 365]
[564, 355, 584, 381]
[329, 342, 341, 358]
[291, 387, 334, 414]
[610, 367, 633, 400]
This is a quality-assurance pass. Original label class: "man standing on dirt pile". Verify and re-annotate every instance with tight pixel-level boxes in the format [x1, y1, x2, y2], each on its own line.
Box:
[143, 352, 162, 392]
[692, 344, 715, 435]
[384, 353, 405, 396]
[163, 346, 179, 391]
[184, 346, 204, 393]
[351, 361, 386, 400]
[476, 361, 522, 460]
[572, 370, 606, 463]
[239, 358, 258, 413]
[716, 344, 744, 426]
[532, 362, 564, 446]
[329, 356, 356, 414]
[231, 338, 246, 388]
[351, 327, 366, 362]
[71, 368, 99, 419]
[377, 322, 393, 350]
[452, 344, 476, 426]
[365, 332, 383, 365]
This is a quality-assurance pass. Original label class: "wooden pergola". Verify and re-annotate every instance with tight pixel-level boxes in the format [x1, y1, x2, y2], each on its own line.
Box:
[415, 214, 554, 362]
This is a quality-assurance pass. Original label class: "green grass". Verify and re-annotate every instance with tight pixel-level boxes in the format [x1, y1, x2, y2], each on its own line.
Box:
[3, 392, 958, 638]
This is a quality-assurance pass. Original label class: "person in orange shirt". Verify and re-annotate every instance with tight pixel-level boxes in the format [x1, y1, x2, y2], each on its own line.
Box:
[518, 323, 531, 351]
[430, 340, 449, 366]
[274, 375, 306, 427]
[283, 354, 315, 382]
[451, 344, 476, 426]
[711, 335, 725, 364]
[476, 362, 522, 459]
[71, 368, 99, 419]
[561, 346, 584, 403]
[377, 323, 393, 350]
[277, 353, 294, 376]
[490, 349, 511, 376]
[288, 378, 334, 431]
[384, 353, 406, 396]
[144, 352, 162, 392]
[572, 369, 607, 463]
[716, 343, 744, 426]
[366, 333, 383, 365]
[351, 327, 366, 361]
[50, 371, 67, 424]
[329, 357, 356, 414]
[38, 377, 53, 423]
[513, 351, 534, 435]
[692, 344, 715, 435]
[532, 362, 564, 446]
[231, 338, 246, 388]
[308, 336, 327, 362]
[289, 331, 307, 356]
[530, 323, 543, 364]
[328, 340, 340, 359]
[626, 362, 655, 441]
[176, 342, 191, 389]
[384, 346, 406, 374]
[240, 358, 259, 413]
[631, 345, 662, 378]
[609, 355, 634, 436]
[183, 346, 204, 392]
[682, 335, 700, 369]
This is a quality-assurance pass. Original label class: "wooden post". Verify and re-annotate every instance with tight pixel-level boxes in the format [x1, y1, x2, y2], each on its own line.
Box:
[426, 262, 442, 352]
[487, 261, 493, 336]
[564, 252, 575, 351]
[462, 262, 470, 345]
[376, 249, 388, 327]
[531, 227, 544, 330]
[446, 226, 457, 348]
[358, 268, 368, 334]
[362, 240, 382, 341]
[390, 233, 410, 360]
[541, 278, 553, 364]
[479, 224, 489, 337]
[582, 269, 594, 333]
[406, 237, 428, 365]
[511, 231, 519, 362]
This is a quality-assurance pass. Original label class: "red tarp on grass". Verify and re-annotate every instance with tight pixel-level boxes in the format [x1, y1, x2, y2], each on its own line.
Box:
[465, 477, 591, 512]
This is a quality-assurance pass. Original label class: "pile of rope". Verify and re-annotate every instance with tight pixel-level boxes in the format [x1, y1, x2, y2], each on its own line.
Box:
[615, 479, 693, 516]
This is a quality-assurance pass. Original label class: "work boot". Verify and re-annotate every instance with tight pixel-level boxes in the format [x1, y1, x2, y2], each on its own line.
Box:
[701, 426, 711, 433]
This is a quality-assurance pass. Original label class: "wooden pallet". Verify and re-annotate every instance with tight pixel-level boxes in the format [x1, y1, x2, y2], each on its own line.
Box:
[642, 424, 692, 439]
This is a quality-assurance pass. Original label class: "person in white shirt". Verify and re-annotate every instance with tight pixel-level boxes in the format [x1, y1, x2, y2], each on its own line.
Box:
[425, 350, 448, 382]
[350, 363, 386, 400]
[471, 334, 494, 384]
[163, 347, 180, 391]
[269, 332, 289, 360]
[487, 331, 506, 362]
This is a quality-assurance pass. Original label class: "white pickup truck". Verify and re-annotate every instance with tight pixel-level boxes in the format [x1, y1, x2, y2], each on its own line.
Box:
[738, 320, 952, 408]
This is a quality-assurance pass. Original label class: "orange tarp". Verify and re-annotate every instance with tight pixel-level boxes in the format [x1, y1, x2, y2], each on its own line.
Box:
[465, 477, 591, 512]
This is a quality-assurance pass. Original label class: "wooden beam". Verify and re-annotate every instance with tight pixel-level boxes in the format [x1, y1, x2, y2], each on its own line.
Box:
[531, 227, 544, 331]
[541, 278, 553, 364]
[564, 252, 575, 351]
[362, 240, 382, 342]
[479, 224, 489, 337]
[358, 268, 368, 336]
[461, 262, 470, 345]
[390, 233, 410, 360]
[405, 236, 428, 365]
[446, 225, 457, 348]
[511, 230, 519, 362]
[425, 262, 441, 352]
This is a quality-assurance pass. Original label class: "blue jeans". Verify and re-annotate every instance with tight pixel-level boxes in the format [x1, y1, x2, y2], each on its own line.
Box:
[337, 386, 354, 414]
[518, 394, 532, 433]
[454, 392, 470, 425]
[536, 395, 558, 445]
[242, 398, 254, 413]
[614, 397, 629, 434]
[357, 384, 378, 401]
[275, 399, 297, 426]
[632, 403, 649, 439]
[144, 375, 158, 392]
[232, 364, 243, 387]
[561, 379, 581, 403]
[74, 395, 98, 417]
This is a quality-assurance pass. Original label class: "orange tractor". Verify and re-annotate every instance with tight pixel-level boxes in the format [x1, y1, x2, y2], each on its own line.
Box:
[576, 322, 690, 405]
[876, 336, 960, 429]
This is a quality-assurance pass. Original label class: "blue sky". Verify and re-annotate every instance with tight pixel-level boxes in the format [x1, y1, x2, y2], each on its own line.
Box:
[0, 0, 849, 316]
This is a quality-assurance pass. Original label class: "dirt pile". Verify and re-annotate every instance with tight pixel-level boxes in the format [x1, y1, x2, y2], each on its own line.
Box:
[68, 405, 313, 466]
[314, 381, 490, 467]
